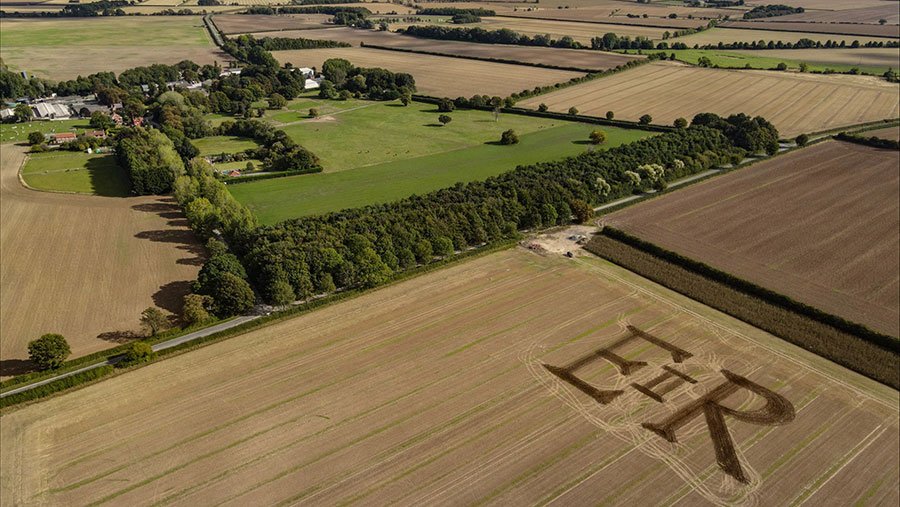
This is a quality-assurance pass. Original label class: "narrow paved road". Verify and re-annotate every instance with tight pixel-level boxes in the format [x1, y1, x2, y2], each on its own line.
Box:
[1, 315, 259, 398]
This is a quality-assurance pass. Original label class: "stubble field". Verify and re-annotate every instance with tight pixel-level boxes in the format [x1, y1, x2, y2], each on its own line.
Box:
[720, 20, 900, 38]
[0, 145, 203, 376]
[1, 248, 897, 506]
[672, 27, 897, 46]
[0, 17, 230, 80]
[272, 47, 583, 97]
[604, 140, 900, 337]
[475, 16, 668, 43]
[212, 13, 334, 34]
[520, 62, 900, 136]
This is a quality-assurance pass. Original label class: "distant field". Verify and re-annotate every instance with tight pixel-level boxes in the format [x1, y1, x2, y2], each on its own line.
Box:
[604, 140, 900, 336]
[262, 27, 642, 70]
[721, 20, 900, 38]
[660, 48, 899, 75]
[0, 120, 90, 144]
[272, 47, 583, 97]
[230, 122, 652, 222]
[520, 62, 900, 137]
[3, 247, 897, 506]
[193, 136, 259, 156]
[752, 2, 900, 26]
[863, 125, 900, 141]
[475, 16, 668, 43]
[0, 17, 230, 80]
[673, 27, 896, 46]
[21, 151, 129, 197]
[506, 10, 710, 28]
[212, 13, 334, 34]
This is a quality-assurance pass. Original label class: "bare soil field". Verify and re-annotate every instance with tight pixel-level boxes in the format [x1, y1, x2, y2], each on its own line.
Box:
[256, 27, 642, 69]
[212, 14, 334, 34]
[0, 145, 203, 377]
[476, 16, 668, 43]
[864, 125, 900, 141]
[604, 140, 900, 336]
[674, 27, 896, 46]
[721, 20, 900, 38]
[520, 62, 900, 137]
[273, 47, 584, 96]
[730, 47, 900, 72]
[1, 247, 897, 506]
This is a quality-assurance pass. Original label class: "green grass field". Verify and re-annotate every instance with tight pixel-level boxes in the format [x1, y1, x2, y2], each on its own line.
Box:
[0, 120, 91, 144]
[229, 123, 653, 224]
[0, 17, 210, 47]
[649, 49, 893, 75]
[193, 136, 259, 156]
[21, 151, 130, 196]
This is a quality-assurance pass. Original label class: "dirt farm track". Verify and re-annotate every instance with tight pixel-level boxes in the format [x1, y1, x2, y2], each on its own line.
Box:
[1, 249, 896, 506]
[0, 145, 202, 376]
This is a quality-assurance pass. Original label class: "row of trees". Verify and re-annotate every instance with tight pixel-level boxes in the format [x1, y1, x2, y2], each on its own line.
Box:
[116, 128, 186, 194]
[402, 25, 588, 50]
[664, 38, 900, 51]
[417, 7, 495, 16]
[742, 4, 804, 19]
[318, 58, 416, 101]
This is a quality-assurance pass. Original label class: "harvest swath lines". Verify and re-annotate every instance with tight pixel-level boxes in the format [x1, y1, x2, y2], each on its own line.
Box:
[520, 61, 900, 136]
[1, 249, 896, 506]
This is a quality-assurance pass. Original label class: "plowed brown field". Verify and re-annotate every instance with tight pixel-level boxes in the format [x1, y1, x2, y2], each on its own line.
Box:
[0, 145, 203, 377]
[604, 140, 900, 336]
[863, 125, 900, 142]
[520, 62, 900, 136]
[272, 47, 583, 97]
[1, 248, 897, 506]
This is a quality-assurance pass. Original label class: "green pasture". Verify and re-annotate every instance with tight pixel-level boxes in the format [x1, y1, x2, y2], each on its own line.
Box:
[193, 136, 260, 156]
[0, 17, 212, 47]
[650, 49, 892, 75]
[21, 151, 130, 196]
[0, 120, 91, 144]
[229, 123, 653, 224]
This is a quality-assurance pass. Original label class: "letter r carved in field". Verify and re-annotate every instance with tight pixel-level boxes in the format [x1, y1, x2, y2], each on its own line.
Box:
[642, 369, 796, 483]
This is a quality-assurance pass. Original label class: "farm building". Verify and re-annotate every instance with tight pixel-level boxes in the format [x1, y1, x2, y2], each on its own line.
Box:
[86, 130, 107, 139]
[227, 170, 241, 177]
[50, 132, 77, 144]
[32, 102, 72, 120]
[110, 113, 124, 126]
[0, 108, 14, 121]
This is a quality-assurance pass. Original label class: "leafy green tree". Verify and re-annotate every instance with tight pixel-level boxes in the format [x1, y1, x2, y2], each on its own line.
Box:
[538, 103, 548, 112]
[776, 62, 788, 71]
[438, 114, 452, 126]
[433, 237, 454, 256]
[268, 93, 287, 109]
[27, 131, 44, 145]
[309, 107, 319, 118]
[795, 133, 809, 147]
[90, 111, 113, 129]
[120, 341, 155, 366]
[674, 117, 688, 128]
[182, 293, 214, 325]
[798, 62, 809, 73]
[500, 129, 518, 145]
[338, 89, 352, 101]
[414, 239, 433, 263]
[211, 272, 255, 317]
[438, 98, 455, 112]
[28, 333, 71, 370]
[400, 91, 411, 106]
[589, 130, 606, 144]
[13, 103, 32, 122]
[269, 279, 296, 307]
[568, 106, 578, 115]
[639, 114, 653, 125]
[322, 58, 353, 85]
[605, 110, 614, 120]
[570, 199, 594, 224]
[140, 307, 168, 337]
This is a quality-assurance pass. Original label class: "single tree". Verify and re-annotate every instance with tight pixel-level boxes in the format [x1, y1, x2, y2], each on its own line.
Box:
[568, 106, 579, 115]
[90, 111, 113, 129]
[673, 117, 688, 128]
[438, 98, 455, 112]
[245, 161, 254, 172]
[120, 341, 154, 366]
[268, 93, 287, 109]
[798, 62, 809, 73]
[589, 129, 607, 144]
[140, 307, 168, 337]
[795, 133, 809, 147]
[309, 107, 319, 118]
[182, 293, 214, 325]
[500, 129, 519, 145]
[269, 279, 296, 307]
[14, 103, 32, 122]
[776, 62, 788, 71]
[570, 199, 594, 224]
[28, 333, 71, 370]
[433, 237, 454, 257]
[639, 114, 653, 125]
[538, 103, 549, 112]
[878, 18, 887, 25]
[605, 110, 614, 120]
[400, 92, 411, 106]
[27, 131, 45, 145]
[212, 272, 255, 317]
[438, 114, 452, 126]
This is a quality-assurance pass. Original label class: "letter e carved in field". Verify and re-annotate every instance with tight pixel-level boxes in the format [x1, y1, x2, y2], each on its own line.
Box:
[642, 369, 795, 483]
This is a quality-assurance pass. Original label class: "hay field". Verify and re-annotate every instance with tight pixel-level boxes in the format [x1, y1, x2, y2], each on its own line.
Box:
[520, 62, 900, 136]
[0, 145, 203, 377]
[272, 47, 583, 96]
[477, 16, 668, 43]
[604, 140, 900, 336]
[0, 17, 229, 80]
[258, 27, 642, 69]
[673, 27, 896, 46]
[212, 14, 334, 34]
[2, 247, 897, 506]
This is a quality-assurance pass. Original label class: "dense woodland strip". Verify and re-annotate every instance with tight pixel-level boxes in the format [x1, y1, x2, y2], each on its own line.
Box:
[586, 228, 899, 388]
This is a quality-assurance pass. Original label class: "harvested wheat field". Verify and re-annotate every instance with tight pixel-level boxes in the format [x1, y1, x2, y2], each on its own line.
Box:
[476, 16, 668, 43]
[2, 247, 897, 506]
[510, 12, 708, 29]
[674, 27, 896, 46]
[0, 145, 203, 377]
[520, 62, 900, 136]
[730, 47, 900, 72]
[721, 20, 900, 38]
[864, 125, 900, 142]
[212, 13, 334, 34]
[273, 47, 583, 96]
[259, 27, 642, 69]
[758, 2, 900, 26]
[604, 140, 900, 336]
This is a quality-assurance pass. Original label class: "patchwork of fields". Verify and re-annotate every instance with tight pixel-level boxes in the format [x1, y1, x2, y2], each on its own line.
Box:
[0, 17, 230, 80]
[474, 16, 669, 43]
[520, 62, 900, 136]
[0, 145, 203, 376]
[663, 47, 900, 75]
[272, 47, 584, 97]
[604, 140, 900, 337]
[2, 248, 896, 506]
[672, 27, 897, 46]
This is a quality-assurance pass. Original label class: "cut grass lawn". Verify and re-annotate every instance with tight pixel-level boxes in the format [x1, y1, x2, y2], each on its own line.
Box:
[229, 123, 653, 223]
[21, 151, 130, 196]
[193, 136, 259, 156]
[0, 120, 91, 144]
[650, 49, 896, 75]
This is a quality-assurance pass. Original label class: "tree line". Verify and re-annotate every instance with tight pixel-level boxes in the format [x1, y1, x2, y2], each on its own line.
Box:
[742, 4, 804, 19]
[417, 7, 496, 16]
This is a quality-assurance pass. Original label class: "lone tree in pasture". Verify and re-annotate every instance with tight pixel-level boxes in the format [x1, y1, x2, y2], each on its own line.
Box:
[589, 130, 607, 144]
[500, 129, 519, 145]
[568, 106, 579, 115]
[309, 108, 319, 118]
[28, 333, 71, 370]
[27, 131, 44, 145]
[245, 161, 254, 172]
[438, 114, 452, 126]
[605, 110, 614, 120]
[400, 92, 411, 106]
[674, 117, 688, 128]
[639, 114, 653, 125]
[538, 103, 548, 112]
[140, 307, 169, 337]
